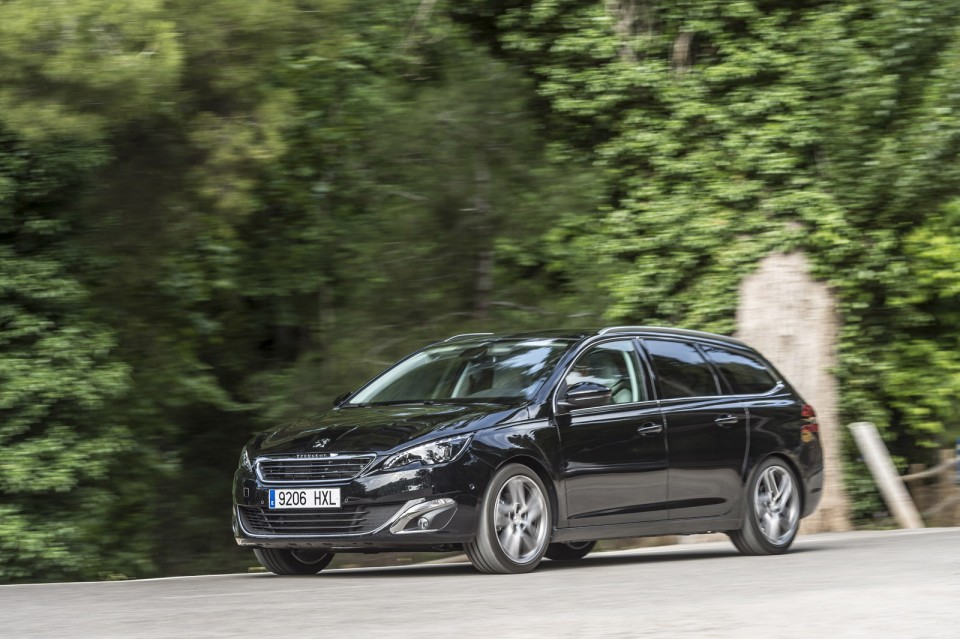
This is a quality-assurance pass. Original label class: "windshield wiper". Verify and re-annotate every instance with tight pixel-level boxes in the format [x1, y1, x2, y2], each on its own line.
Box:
[351, 398, 523, 407]
[367, 400, 437, 406]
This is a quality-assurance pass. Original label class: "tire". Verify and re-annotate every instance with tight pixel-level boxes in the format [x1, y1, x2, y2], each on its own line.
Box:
[465, 463, 552, 574]
[728, 457, 802, 556]
[545, 540, 596, 561]
[253, 548, 334, 575]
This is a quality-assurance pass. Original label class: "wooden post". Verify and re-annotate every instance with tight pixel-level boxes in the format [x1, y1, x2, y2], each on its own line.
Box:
[907, 463, 927, 511]
[939, 449, 954, 510]
[848, 422, 924, 529]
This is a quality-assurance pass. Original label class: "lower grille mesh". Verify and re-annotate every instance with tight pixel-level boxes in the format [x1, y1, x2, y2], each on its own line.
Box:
[238, 504, 399, 536]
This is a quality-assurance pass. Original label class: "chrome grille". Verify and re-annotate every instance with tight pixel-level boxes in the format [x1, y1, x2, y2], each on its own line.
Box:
[256, 454, 375, 483]
[238, 504, 399, 536]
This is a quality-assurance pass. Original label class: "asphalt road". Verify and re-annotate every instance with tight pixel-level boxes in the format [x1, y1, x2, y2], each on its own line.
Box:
[3, 528, 958, 638]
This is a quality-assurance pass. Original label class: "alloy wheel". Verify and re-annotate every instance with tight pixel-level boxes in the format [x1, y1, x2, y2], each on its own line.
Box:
[753, 465, 800, 545]
[493, 475, 549, 564]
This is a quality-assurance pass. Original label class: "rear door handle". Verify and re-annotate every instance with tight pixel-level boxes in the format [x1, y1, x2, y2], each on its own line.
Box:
[637, 422, 663, 436]
[715, 414, 739, 428]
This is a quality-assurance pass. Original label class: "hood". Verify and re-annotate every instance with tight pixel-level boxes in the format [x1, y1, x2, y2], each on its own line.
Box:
[252, 402, 527, 456]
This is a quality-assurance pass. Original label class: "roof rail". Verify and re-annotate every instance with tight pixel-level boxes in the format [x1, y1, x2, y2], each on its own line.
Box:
[598, 325, 744, 343]
[443, 332, 494, 342]
[598, 325, 667, 335]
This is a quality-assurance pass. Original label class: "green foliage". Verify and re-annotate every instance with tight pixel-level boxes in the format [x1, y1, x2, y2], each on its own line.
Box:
[0, 0, 182, 139]
[0, 0, 601, 581]
[0, 130, 133, 580]
[240, 8, 606, 422]
[455, 0, 960, 453]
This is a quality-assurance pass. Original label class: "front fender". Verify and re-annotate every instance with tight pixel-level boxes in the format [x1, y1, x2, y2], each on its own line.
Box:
[468, 418, 565, 522]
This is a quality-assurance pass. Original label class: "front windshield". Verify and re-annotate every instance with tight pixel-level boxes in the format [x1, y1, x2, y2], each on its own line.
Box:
[348, 338, 575, 405]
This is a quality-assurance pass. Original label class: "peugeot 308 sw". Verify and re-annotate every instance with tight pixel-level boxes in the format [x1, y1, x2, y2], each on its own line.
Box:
[233, 326, 823, 574]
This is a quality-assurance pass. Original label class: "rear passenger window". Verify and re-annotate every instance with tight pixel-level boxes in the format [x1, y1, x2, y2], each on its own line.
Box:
[642, 339, 719, 399]
[701, 346, 778, 395]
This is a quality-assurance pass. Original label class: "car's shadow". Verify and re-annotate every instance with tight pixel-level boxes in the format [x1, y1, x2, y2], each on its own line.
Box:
[267, 544, 820, 579]
[537, 544, 819, 572]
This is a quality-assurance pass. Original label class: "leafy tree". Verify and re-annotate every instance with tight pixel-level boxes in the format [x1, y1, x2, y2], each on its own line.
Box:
[0, 131, 133, 580]
[0, 0, 601, 580]
[6, 0, 958, 582]
[240, 7, 605, 421]
[452, 0, 960, 521]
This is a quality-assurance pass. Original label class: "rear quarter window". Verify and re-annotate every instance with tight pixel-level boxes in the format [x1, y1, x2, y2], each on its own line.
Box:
[701, 345, 778, 395]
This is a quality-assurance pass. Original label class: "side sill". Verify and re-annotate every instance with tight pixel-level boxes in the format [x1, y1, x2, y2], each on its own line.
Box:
[551, 517, 742, 543]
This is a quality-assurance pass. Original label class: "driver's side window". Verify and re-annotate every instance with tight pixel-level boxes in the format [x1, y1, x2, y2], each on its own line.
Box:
[566, 340, 645, 405]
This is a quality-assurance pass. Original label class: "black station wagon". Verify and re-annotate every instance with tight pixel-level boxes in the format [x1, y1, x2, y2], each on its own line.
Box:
[233, 326, 823, 574]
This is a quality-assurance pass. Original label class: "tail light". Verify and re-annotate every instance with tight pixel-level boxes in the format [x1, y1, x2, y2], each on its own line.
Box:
[800, 404, 818, 441]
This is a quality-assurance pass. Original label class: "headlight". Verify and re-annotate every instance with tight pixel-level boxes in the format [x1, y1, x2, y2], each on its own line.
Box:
[382, 434, 472, 471]
[239, 447, 253, 472]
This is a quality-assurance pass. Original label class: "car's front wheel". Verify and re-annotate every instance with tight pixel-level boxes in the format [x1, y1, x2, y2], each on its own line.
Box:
[728, 457, 801, 555]
[253, 548, 334, 575]
[465, 463, 551, 574]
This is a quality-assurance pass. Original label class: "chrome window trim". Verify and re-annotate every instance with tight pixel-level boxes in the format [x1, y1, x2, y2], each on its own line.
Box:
[652, 380, 786, 404]
[552, 333, 788, 413]
[566, 399, 661, 418]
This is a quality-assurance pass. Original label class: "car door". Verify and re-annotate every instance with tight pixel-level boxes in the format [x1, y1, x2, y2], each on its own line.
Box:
[556, 339, 669, 526]
[639, 338, 749, 520]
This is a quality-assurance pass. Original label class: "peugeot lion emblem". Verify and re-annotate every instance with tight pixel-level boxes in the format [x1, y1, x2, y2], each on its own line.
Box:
[313, 437, 331, 449]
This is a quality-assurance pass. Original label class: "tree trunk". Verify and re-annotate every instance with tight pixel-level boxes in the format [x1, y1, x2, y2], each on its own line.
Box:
[737, 252, 852, 533]
[472, 152, 493, 320]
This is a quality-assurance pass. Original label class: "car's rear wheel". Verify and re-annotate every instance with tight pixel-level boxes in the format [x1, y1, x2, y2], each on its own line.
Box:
[465, 463, 551, 574]
[253, 548, 335, 575]
[729, 457, 801, 555]
[545, 540, 596, 561]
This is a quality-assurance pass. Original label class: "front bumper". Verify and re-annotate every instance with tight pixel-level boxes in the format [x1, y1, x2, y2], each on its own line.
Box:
[232, 452, 490, 551]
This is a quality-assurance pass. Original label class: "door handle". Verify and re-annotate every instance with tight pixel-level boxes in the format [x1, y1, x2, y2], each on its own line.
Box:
[637, 422, 663, 436]
[715, 414, 740, 428]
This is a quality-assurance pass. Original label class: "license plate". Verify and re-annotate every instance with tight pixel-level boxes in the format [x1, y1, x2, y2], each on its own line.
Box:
[268, 488, 341, 509]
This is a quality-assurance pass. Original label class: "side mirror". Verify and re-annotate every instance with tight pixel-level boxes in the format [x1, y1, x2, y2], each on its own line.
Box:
[332, 391, 352, 407]
[559, 382, 612, 412]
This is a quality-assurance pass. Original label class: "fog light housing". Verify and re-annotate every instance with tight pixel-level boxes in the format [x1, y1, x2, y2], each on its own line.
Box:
[389, 498, 457, 534]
